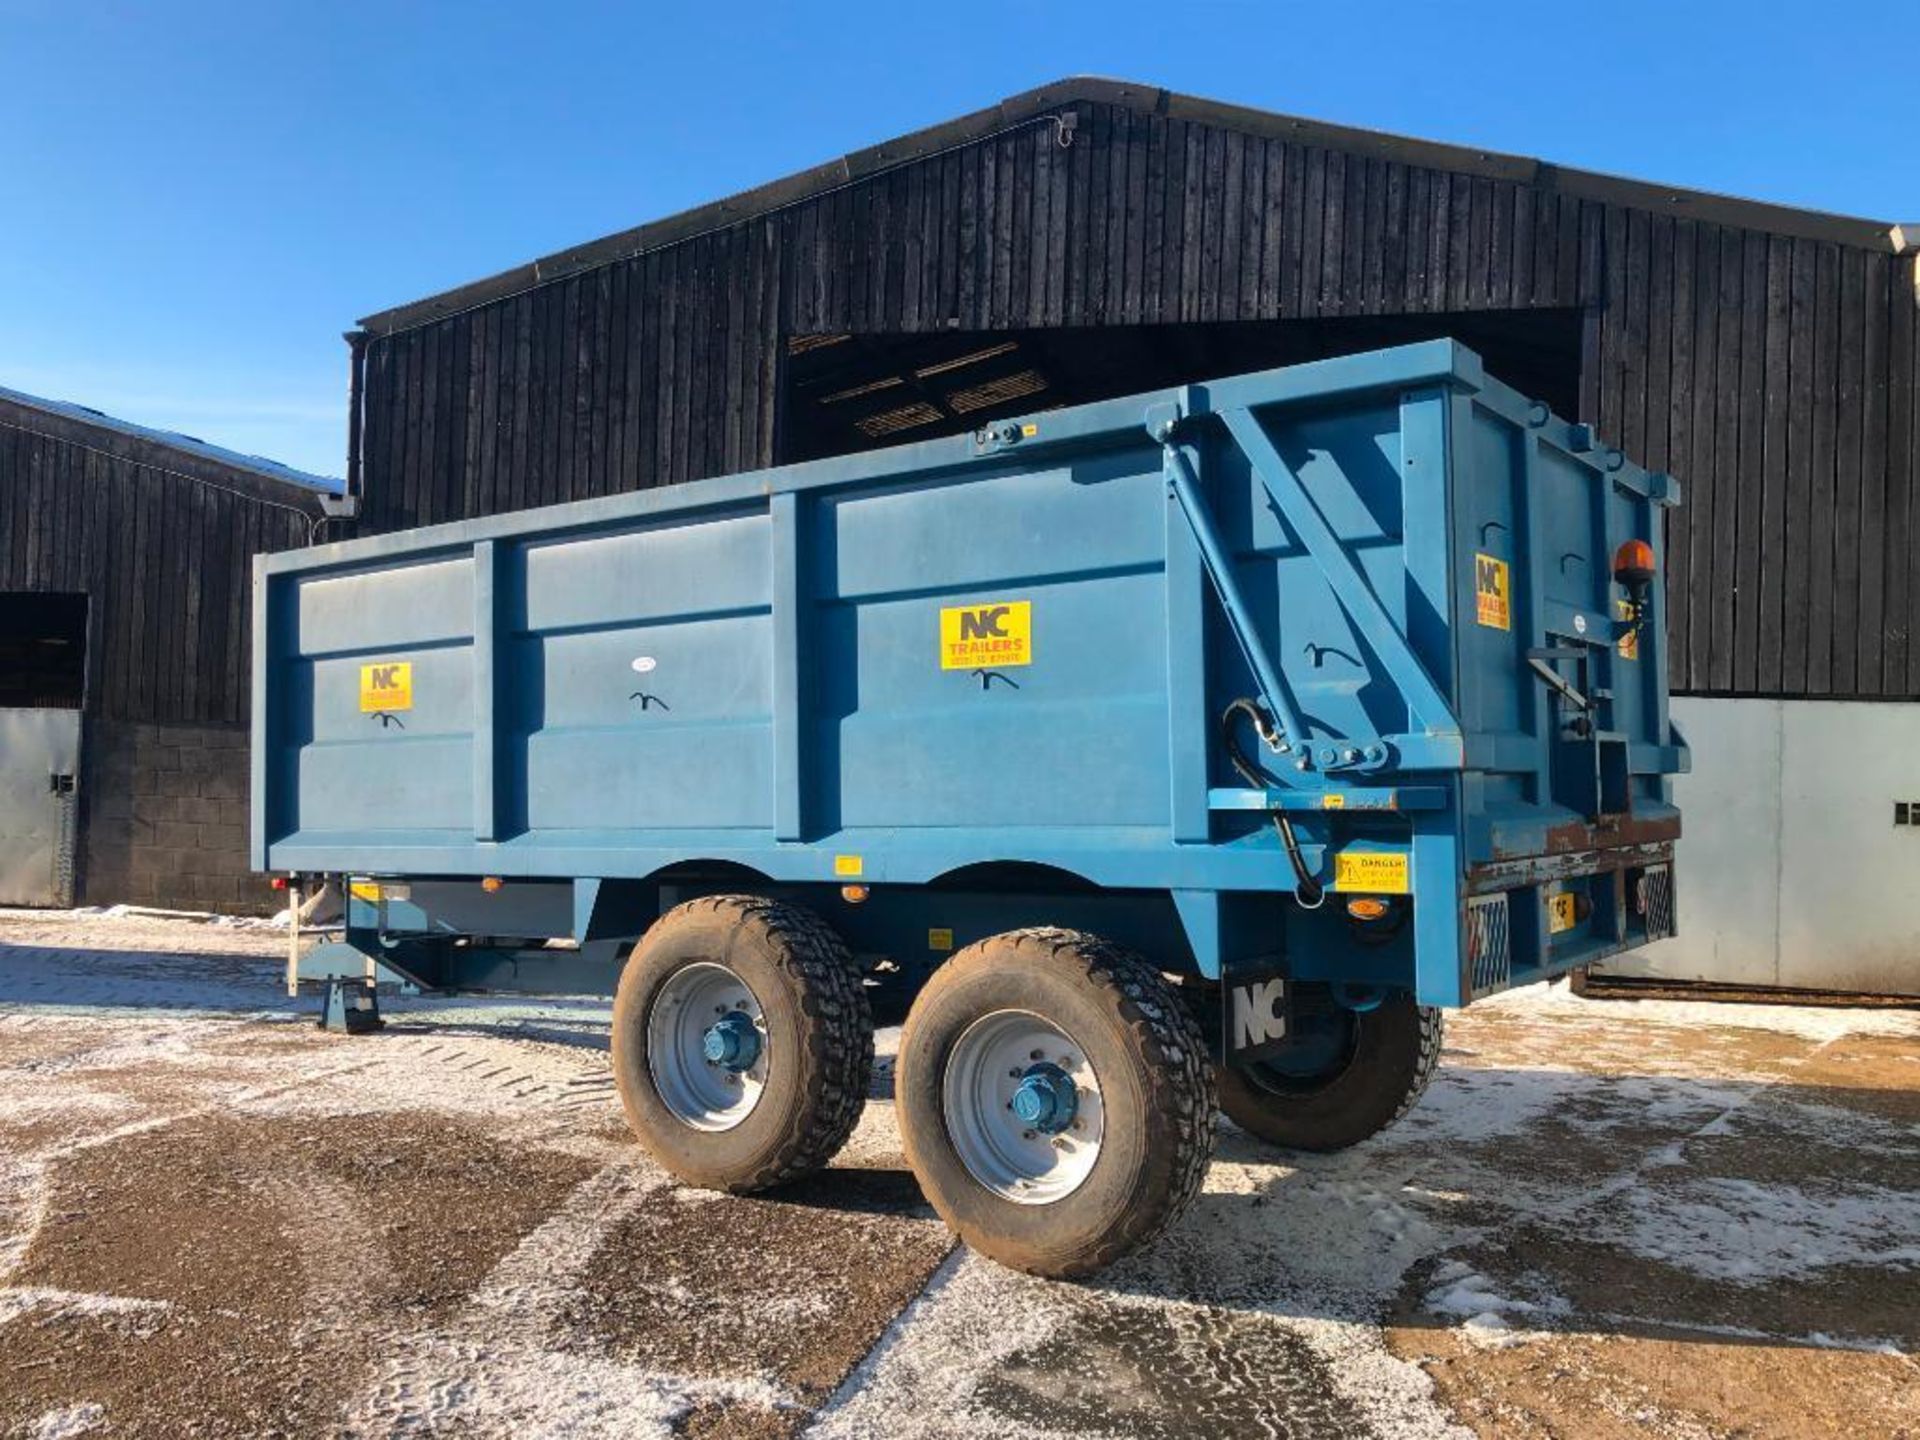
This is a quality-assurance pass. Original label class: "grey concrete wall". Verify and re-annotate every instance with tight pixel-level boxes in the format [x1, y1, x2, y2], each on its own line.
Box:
[78, 719, 270, 916]
[1598, 697, 1920, 996]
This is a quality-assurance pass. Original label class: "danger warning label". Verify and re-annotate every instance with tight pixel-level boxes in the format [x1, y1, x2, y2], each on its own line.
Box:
[1332, 850, 1410, 895]
[940, 601, 1031, 670]
[1474, 553, 1511, 631]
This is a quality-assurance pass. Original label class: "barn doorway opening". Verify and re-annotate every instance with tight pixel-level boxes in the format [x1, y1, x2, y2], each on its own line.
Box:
[0, 592, 88, 708]
[0, 591, 86, 907]
[778, 309, 1584, 465]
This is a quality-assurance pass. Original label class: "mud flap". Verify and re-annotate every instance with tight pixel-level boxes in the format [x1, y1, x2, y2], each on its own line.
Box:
[1221, 962, 1290, 1066]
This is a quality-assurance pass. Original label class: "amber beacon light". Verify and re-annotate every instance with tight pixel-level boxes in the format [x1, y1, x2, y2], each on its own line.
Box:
[1613, 538, 1656, 589]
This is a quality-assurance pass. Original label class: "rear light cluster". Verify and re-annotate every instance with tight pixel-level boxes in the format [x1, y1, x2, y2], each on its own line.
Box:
[1466, 894, 1512, 997]
[1633, 865, 1675, 940]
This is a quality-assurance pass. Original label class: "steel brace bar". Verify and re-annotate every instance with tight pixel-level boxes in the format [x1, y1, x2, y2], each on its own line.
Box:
[1220, 407, 1460, 735]
[1159, 438, 1314, 768]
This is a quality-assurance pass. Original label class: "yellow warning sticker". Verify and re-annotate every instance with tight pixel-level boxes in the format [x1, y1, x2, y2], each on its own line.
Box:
[1615, 597, 1640, 661]
[359, 661, 413, 712]
[1332, 851, 1411, 895]
[1474, 554, 1511, 631]
[1320, 793, 1346, 810]
[1548, 891, 1578, 934]
[927, 927, 955, 952]
[833, 854, 864, 878]
[940, 600, 1032, 670]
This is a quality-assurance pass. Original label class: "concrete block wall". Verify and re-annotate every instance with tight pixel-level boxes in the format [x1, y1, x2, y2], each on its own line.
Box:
[79, 719, 271, 915]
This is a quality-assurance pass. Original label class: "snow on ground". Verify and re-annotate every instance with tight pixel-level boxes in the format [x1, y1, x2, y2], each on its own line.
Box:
[1, 907, 1916, 1438]
[24, 1404, 106, 1440]
[1419, 1260, 1570, 1350]
[1483, 978, 1920, 1043]
[340, 1164, 805, 1438]
[1588, 1173, 1920, 1284]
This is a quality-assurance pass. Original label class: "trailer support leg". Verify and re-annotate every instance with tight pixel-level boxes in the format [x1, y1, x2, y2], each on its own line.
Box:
[320, 977, 383, 1035]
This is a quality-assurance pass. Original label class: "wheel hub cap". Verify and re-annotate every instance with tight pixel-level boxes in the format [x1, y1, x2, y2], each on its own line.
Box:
[1009, 1062, 1077, 1134]
[702, 1011, 762, 1071]
[646, 963, 767, 1132]
[942, 1010, 1105, 1204]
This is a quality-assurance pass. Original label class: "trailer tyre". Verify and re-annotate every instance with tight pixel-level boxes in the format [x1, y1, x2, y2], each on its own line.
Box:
[1217, 991, 1442, 1152]
[612, 895, 873, 1193]
[897, 928, 1215, 1279]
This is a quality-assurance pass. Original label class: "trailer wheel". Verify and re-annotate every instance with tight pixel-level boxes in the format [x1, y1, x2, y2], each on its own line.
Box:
[896, 928, 1215, 1278]
[611, 895, 873, 1192]
[1217, 991, 1442, 1152]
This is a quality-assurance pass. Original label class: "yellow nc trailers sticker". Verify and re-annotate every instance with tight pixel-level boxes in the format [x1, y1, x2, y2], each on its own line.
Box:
[1474, 553, 1511, 631]
[359, 661, 413, 712]
[940, 600, 1032, 670]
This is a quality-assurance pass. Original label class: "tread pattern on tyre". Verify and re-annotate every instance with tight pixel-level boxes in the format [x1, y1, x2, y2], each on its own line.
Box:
[629, 894, 874, 1193]
[1390, 1003, 1445, 1129]
[933, 927, 1217, 1276]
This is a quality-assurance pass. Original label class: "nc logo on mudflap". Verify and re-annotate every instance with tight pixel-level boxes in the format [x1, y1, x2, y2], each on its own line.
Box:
[1229, 978, 1287, 1053]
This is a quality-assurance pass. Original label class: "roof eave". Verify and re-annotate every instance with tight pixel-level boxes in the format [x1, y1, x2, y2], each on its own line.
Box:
[0, 390, 337, 508]
[358, 76, 1906, 338]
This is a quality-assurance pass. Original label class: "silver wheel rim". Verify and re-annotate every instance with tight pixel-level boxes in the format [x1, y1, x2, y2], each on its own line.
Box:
[943, 1009, 1104, 1204]
[646, 962, 768, 1131]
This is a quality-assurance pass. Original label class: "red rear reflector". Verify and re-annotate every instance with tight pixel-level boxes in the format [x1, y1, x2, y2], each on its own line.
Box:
[270, 876, 288, 891]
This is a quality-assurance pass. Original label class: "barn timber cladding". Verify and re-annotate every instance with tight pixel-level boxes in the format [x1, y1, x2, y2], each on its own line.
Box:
[0, 390, 315, 726]
[351, 77, 1920, 701]
[0, 388, 325, 912]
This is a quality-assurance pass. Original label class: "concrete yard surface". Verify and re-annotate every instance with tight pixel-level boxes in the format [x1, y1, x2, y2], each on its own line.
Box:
[1, 908, 1916, 1439]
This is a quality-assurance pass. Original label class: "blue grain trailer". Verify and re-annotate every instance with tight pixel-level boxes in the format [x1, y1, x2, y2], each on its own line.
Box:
[255, 341, 1686, 1275]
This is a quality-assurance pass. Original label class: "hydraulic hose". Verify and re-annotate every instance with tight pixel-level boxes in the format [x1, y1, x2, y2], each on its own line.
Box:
[1221, 699, 1326, 909]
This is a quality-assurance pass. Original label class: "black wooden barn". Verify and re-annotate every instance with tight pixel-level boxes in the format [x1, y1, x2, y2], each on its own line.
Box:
[347, 77, 1918, 703]
[0, 387, 330, 912]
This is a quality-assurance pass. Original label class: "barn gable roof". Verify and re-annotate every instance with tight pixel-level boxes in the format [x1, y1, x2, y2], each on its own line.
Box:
[0, 384, 340, 505]
[358, 76, 1911, 337]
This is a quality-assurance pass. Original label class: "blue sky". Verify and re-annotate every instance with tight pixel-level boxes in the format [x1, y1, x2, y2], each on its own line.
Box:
[1, 0, 1912, 479]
